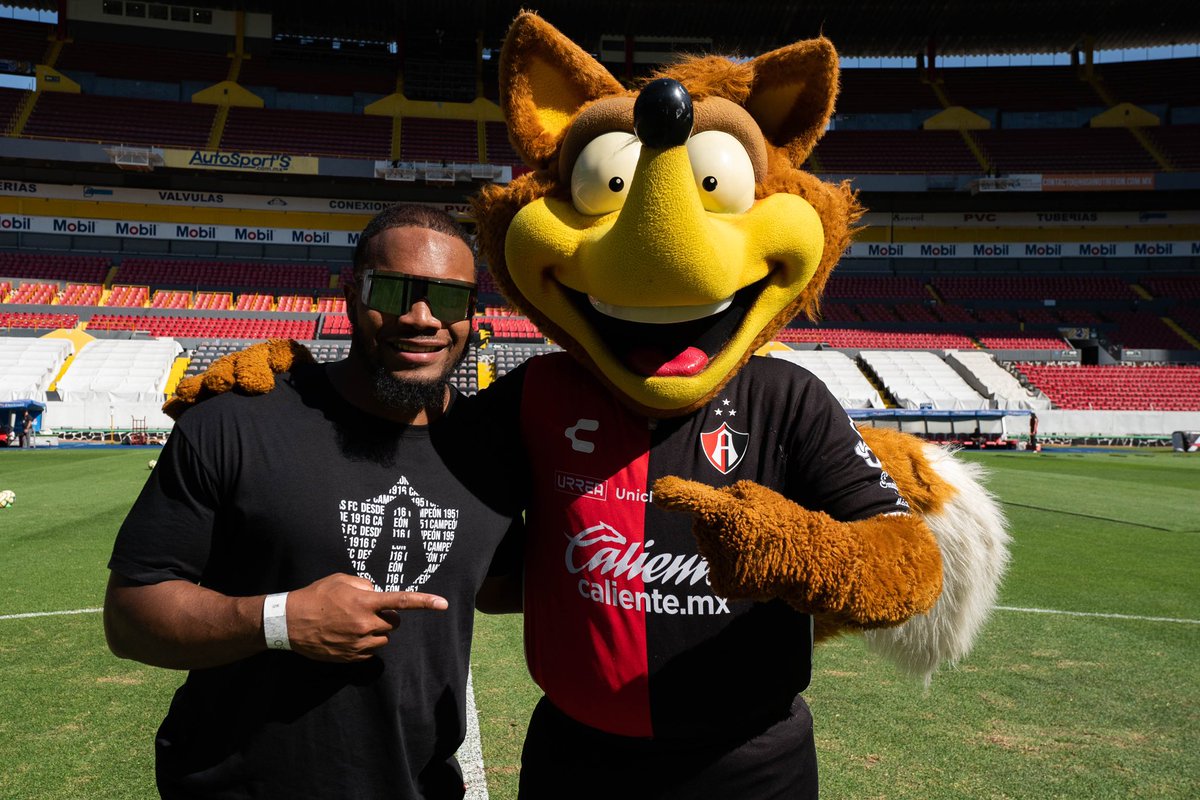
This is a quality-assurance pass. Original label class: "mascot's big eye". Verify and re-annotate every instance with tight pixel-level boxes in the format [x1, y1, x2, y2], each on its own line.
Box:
[571, 131, 642, 216]
[686, 130, 755, 213]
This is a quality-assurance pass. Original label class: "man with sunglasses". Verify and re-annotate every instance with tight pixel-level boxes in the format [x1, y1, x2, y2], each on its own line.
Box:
[104, 205, 524, 799]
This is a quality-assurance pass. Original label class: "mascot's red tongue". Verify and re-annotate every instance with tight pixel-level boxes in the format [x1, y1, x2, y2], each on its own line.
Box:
[628, 346, 709, 377]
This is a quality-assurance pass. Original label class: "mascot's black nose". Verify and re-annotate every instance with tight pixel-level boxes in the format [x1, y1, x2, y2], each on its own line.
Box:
[633, 78, 693, 148]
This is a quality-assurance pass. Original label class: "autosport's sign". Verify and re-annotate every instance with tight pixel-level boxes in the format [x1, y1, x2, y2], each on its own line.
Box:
[162, 149, 319, 175]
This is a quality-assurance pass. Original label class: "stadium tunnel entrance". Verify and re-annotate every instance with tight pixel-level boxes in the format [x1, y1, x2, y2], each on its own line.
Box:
[1, 400, 46, 446]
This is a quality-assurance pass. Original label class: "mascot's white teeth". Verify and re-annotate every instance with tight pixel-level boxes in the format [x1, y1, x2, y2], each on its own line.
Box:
[588, 295, 734, 324]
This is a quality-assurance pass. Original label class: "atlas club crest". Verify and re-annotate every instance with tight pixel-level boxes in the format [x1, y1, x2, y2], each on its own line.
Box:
[700, 421, 749, 474]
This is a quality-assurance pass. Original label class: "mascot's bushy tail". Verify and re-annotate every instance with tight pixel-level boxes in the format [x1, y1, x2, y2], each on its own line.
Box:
[859, 428, 1011, 684]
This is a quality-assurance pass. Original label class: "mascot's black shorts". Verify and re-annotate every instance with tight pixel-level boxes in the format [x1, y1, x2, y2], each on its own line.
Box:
[518, 694, 818, 799]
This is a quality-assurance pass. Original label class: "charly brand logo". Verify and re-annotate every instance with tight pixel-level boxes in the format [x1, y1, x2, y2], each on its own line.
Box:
[565, 418, 599, 454]
[700, 399, 748, 474]
[339, 475, 459, 592]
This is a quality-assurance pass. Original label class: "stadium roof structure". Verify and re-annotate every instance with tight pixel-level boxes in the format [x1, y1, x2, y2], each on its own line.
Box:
[157, 0, 1199, 58]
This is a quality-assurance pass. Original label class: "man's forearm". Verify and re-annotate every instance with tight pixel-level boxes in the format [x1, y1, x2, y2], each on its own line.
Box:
[105, 571, 451, 668]
[104, 573, 266, 670]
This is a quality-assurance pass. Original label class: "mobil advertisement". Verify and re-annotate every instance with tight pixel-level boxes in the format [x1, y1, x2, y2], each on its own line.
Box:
[846, 241, 1198, 259]
[2, 214, 361, 247]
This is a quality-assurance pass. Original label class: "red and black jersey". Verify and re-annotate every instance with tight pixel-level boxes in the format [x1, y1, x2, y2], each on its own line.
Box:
[481, 352, 908, 741]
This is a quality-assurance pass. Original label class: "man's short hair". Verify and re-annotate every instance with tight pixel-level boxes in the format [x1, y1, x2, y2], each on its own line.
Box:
[352, 204, 474, 277]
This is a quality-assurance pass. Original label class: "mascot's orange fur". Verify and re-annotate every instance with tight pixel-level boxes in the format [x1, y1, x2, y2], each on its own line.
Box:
[169, 13, 1008, 684]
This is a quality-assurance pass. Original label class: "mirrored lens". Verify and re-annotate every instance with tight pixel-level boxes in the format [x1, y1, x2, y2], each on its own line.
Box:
[364, 273, 474, 322]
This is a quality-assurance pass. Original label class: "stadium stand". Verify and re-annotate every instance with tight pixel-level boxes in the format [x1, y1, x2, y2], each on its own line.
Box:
[220, 106, 392, 159]
[860, 350, 990, 410]
[777, 328, 978, 349]
[473, 315, 545, 340]
[0, 311, 79, 330]
[484, 121, 524, 166]
[0, 337, 73, 402]
[1014, 364, 1200, 411]
[8, 283, 57, 304]
[977, 335, 1071, 350]
[60, 283, 104, 306]
[85, 315, 317, 339]
[234, 293, 273, 312]
[937, 65, 1098, 111]
[23, 93, 214, 149]
[115, 258, 331, 291]
[1101, 311, 1196, 350]
[277, 295, 314, 313]
[104, 285, 149, 307]
[400, 118, 478, 163]
[944, 350, 1053, 410]
[489, 343, 563, 379]
[835, 69, 940, 114]
[0, 253, 110, 283]
[0, 17, 49, 63]
[150, 290, 191, 310]
[54, 37, 230, 85]
[826, 276, 928, 300]
[973, 127, 1160, 173]
[812, 129, 982, 173]
[192, 292, 233, 310]
[931, 276, 1137, 302]
[321, 314, 352, 337]
[237, 51, 396, 97]
[55, 339, 180, 404]
[316, 297, 347, 314]
[767, 349, 885, 408]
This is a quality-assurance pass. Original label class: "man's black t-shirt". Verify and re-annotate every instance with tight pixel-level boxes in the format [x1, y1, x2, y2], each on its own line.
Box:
[475, 352, 908, 741]
[109, 364, 522, 800]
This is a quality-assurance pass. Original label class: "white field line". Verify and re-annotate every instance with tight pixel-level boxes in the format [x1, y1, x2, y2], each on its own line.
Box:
[461, 668, 490, 800]
[0, 607, 103, 620]
[5, 604, 1198, 627]
[995, 605, 1200, 625]
[0, 605, 491, 796]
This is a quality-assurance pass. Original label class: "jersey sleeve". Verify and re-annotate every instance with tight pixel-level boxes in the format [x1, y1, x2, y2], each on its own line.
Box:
[484, 516, 525, 578]
[465, 358, 532, 505]
[107, 423, 223, 585]
[784, 379, 910, 522]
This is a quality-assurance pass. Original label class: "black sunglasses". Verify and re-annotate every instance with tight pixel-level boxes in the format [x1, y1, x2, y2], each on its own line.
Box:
[359, 271, 476, 323]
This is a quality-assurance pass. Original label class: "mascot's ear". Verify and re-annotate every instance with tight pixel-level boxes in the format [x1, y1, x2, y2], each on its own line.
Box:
[500, 12, 626, 170]
[746, 37, 839, 166]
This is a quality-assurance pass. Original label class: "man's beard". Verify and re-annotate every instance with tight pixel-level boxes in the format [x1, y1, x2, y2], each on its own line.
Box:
[370, 367, 449, 414]
[348, 311, 468, 415]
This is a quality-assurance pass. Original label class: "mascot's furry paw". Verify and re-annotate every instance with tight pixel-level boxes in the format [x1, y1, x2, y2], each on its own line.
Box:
[655, 429, 1010, 684]
[163, 339, 313, 419]
[858, 428, 1011, 685]
[653, 477, 943, 627]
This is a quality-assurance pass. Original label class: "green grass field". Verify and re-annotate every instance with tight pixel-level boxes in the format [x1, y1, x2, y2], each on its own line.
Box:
[1, 447, 1197, 799]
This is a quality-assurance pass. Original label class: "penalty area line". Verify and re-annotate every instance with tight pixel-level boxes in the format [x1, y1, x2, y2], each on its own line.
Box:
[995, 605, 1200, 625]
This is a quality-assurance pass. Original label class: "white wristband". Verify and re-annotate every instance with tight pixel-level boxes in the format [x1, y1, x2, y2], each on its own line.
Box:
[263, 592, 291, 651]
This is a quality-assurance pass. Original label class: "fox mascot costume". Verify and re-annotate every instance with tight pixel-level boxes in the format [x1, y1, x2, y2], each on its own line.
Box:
[169, 12, 1008, 797]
